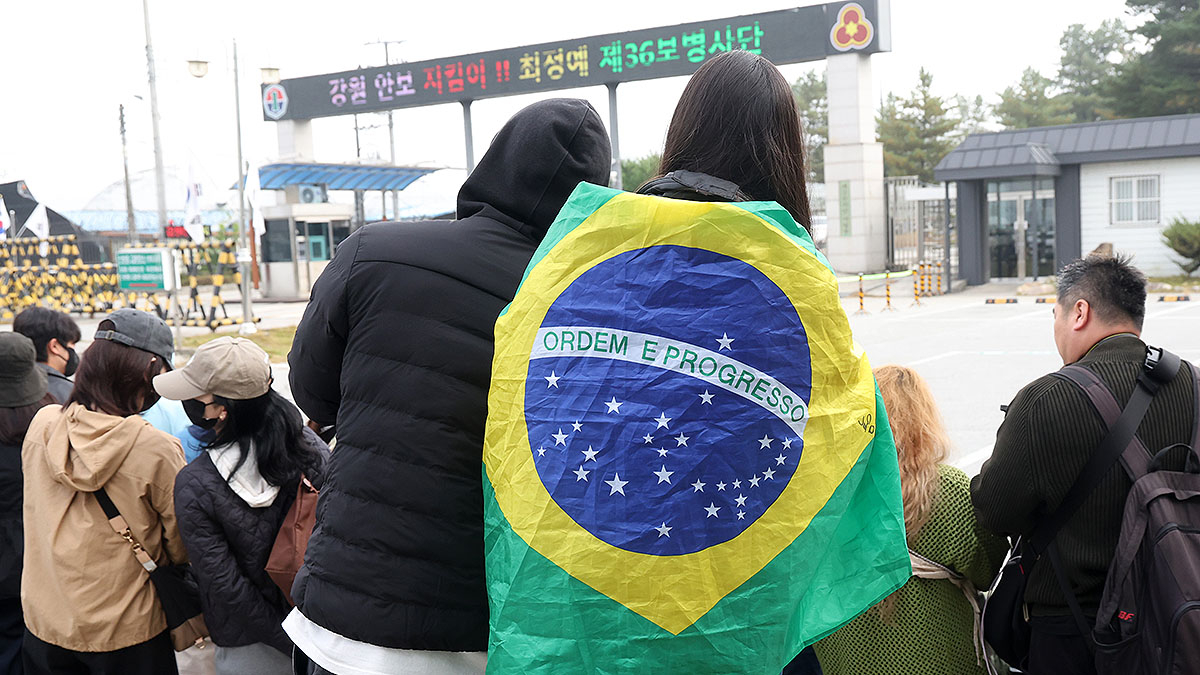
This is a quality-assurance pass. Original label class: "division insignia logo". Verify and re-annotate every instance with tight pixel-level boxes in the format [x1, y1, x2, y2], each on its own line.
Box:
[485, 185, 880, 635]
[830, 2, 874, 52]
[263, 84, 288, 120]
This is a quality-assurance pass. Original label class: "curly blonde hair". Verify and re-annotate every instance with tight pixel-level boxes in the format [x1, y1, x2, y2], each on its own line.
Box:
[874, 364, 951, 544]
[873, 365, 952, 622]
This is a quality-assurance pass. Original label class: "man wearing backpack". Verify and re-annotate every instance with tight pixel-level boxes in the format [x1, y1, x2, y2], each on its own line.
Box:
[972, 254, 1198, 674]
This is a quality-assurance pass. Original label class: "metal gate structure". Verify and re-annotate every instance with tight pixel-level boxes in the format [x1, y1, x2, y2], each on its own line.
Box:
[885, 177, 957, 293]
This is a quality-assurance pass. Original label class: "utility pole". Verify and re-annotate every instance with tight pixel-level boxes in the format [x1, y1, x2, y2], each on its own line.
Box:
[120, 105, 137, 244]
[141, 0, 168, 240]
[233, 40, 255, 335]
[366, 39, 404, 219]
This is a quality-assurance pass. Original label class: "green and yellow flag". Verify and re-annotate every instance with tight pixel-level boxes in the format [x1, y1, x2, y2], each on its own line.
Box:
[483, 183, 908, 673]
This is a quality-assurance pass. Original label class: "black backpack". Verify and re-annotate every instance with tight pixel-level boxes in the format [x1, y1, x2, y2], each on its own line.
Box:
[982, 347, 1200, 672]
[1058, 354, 1200, 673]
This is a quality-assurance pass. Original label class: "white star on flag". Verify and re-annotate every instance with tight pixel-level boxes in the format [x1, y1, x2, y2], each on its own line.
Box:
[657, 447, 669, 457]
[716, 333, 734, 351]
[655, 522, 672, 538]
[758, 435, 774, 449]
[604, 397, 623, 413]
[552, 429, 569, 446]
[605, 473, 628, 496]
[654, 413, 671, 429]
[536, 447, 547, 457]
[675, 432, 689, 447]
[782, 438, 793, 449]
[732, 479, 742, 489]
[699, 390, 714, 405]
[716, 481, 727, 491]
[749, 475, 761, 488]
[545, 371, 561, 388]
[735, 494, 747, 507]
[704, 503, 721, 518]
[574, 466, 590, 481]
[775, 454, 787, 465]
[691, 479, 706, 493]
[654, 465, 674, 484]
[642, 433, 654, 444]
[582, 446, 598, 462]
[763, 468, 776, 480]
[737, 510, 745, 520]
[572, 420, 583, 432]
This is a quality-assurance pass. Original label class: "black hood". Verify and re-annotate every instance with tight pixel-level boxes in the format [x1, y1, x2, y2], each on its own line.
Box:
[456, 98, 611, 242]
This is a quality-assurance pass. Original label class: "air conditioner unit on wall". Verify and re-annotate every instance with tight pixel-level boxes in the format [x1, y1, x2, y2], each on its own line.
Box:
[298, 184, 328, 204]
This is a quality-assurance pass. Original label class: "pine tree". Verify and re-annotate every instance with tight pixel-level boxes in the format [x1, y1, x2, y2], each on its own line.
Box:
[1057, 20, 1128, 122]
[1105, 1, 1200, 117]
[877, 69, 958, 183]
[791, 71, 828, 183]
[995, 68, 1074, 129]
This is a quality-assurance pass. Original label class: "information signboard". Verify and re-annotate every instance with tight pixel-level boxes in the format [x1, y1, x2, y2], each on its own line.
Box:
[263, 2, 890, 121]
[117, 248, 177, 292]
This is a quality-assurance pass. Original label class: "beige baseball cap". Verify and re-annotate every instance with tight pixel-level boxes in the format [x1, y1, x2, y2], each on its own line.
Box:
[153, 337, 271, 401]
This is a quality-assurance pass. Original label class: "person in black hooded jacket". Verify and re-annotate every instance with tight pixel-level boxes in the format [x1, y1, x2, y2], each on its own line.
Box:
[285, 97, 611, 674]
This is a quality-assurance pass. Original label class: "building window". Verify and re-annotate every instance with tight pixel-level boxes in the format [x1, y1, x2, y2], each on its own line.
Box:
[1109, 175, 1160, 225]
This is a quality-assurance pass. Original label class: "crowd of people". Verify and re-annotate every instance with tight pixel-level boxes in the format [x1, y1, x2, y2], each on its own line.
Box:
[0, 49, 1194, 675]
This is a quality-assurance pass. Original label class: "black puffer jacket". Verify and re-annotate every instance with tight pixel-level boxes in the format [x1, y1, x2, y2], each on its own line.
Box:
[0, 441, 22, 599]
[288, 98, 611, 650]
[173, 428, 328, 655]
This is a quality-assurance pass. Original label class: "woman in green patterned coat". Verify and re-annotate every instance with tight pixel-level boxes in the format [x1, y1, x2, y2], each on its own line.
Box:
[814, 365, 1009, 675]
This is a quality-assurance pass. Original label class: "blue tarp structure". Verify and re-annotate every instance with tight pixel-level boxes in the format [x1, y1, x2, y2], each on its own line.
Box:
[257, 163, 437, 191]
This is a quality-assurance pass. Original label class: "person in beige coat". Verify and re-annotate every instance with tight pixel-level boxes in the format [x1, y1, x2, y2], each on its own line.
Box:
[21, 310, 187, 675]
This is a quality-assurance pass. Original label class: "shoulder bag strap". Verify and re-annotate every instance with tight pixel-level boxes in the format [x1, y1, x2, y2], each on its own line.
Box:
[909, 549, 996, 675]
[1033, 348, 1180, 554]
[94, 488, 158, 573]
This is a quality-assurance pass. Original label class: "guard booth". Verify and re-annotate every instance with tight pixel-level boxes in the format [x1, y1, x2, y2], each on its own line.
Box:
[260, 204, 352, 298]
[256, 162, 435, 298]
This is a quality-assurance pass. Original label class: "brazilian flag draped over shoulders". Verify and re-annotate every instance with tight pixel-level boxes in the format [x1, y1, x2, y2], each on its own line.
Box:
[483, 183, 909, 673]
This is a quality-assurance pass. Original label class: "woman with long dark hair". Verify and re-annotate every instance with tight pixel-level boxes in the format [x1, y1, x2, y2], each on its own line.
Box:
[639, 49, 811, 230]
[157, 337, 327, 675]
[639, 49, 823, 675]
[21, 310, 187, 674]
[0, 332, 56, 675]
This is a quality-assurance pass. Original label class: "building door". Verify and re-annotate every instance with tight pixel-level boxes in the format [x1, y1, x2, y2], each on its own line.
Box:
[986, 179, 1055, 280]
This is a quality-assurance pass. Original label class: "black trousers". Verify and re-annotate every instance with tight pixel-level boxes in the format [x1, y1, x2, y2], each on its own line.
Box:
[21, 630, 176, 675]
[0, 597, 22, 675]
[1027, 622, 1095, 675]
[292, 647, 334, 675]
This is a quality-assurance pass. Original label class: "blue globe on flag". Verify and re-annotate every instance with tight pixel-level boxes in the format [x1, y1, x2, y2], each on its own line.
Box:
[524, 245, 812, 555]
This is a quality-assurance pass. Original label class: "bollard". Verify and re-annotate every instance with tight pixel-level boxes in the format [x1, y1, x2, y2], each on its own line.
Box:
[921, 263, 931, 298]
[854, 273, 868, 315]
[936, 261, 944, 296]
[912, 266, 922, 307]
[882, 271, 896, 312]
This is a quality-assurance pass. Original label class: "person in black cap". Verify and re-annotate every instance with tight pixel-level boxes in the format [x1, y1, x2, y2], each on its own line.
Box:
[21, 309, 188, 675]
[0, 332, 56, 675]
[13, 307, 81, 404]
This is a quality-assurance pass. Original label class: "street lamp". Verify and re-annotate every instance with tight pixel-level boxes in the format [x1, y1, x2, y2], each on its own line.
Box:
[188, 41, 270, 336]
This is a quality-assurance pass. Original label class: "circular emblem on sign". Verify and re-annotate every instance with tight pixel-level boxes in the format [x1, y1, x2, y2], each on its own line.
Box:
[830, 2, 874, 52]
[262, 83, 288, 120]
[524, 245, 811, 556]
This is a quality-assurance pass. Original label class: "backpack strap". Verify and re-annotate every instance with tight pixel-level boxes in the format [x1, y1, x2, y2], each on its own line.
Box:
[1032, 347, 1181, 642]
[1054, 366, 1152, 479]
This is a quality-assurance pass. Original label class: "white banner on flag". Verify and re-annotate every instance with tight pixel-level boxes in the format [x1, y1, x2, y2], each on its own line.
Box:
[24, 203, 50, 240]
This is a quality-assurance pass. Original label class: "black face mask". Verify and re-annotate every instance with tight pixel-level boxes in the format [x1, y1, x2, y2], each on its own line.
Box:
[182, 398, 219, 430]
[63, 347, 79, 378]
[140, 390, 161, 414]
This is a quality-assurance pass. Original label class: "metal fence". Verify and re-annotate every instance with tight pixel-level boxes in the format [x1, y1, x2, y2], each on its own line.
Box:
[886, 177, 957, 291]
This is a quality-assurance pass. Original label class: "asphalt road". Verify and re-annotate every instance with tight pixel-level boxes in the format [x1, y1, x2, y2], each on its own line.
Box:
[843, 282, 1200, 476]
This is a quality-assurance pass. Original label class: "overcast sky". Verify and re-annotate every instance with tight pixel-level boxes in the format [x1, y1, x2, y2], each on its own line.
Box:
[5, 0, 1133, 210]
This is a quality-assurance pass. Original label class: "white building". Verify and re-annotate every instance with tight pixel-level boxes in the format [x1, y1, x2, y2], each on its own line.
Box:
[935, 113, 1200, 283]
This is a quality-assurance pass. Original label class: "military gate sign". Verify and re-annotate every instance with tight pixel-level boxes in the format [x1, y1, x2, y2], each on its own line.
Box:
[262, 2, 891, 121]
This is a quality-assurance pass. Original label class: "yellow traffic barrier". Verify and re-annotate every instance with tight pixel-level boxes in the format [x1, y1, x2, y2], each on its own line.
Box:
[985, 298, 1019, 304]
[1158, 295, 1192, 302]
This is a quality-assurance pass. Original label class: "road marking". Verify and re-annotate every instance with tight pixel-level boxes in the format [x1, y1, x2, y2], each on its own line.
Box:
[954, 443, 994, 474]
